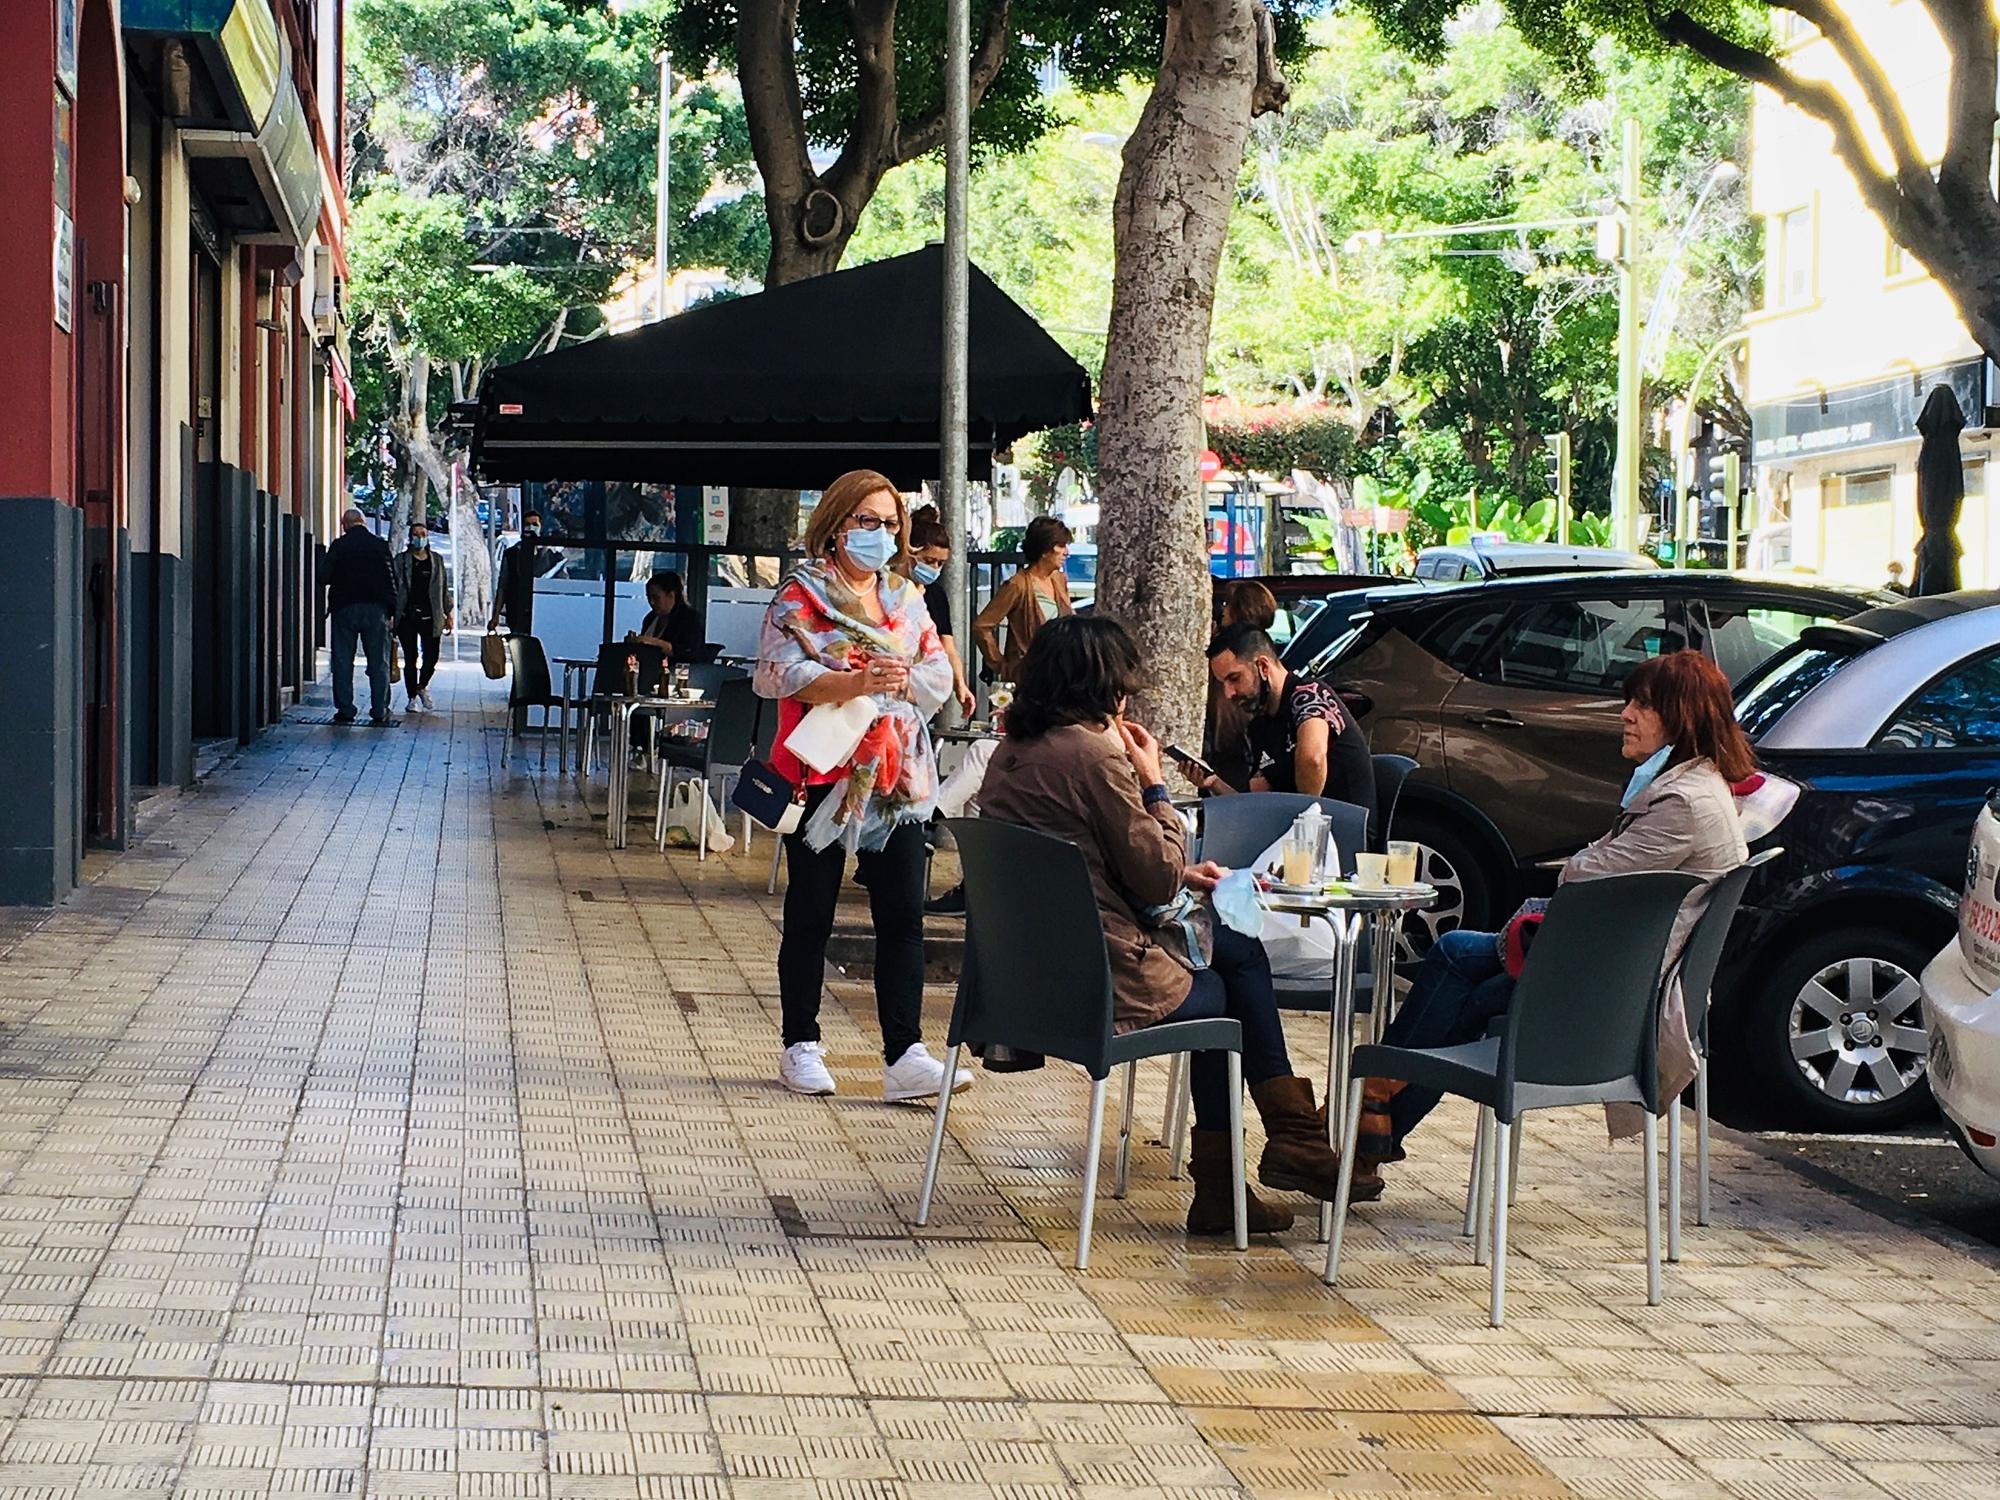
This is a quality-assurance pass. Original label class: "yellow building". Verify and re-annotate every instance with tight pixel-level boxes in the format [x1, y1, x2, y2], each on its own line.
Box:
[1744, 4, 1995, 587]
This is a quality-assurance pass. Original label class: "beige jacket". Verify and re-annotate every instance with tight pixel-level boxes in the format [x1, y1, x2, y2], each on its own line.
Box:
[977, 722, 1193, 1032]
[1560, 756, 1748, 1138]
[973, 567, 1073, 680]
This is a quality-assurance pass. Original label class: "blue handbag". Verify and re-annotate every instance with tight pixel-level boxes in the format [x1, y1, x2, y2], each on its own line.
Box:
[731, 759, 806, 835]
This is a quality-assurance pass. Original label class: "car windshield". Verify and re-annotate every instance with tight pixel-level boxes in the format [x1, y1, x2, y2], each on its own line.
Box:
[1734, 644, 1849, 740]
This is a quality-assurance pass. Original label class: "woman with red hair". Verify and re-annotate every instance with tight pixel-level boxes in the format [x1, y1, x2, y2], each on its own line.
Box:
[1352, 650, 1754, 1188]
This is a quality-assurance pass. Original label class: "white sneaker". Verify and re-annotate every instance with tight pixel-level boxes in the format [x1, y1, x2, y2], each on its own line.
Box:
[780, 1042, 836, 1096]
[420, 688, 437, 710]
[882, 1043, 972, 1104]
[405, 693, 424, 714]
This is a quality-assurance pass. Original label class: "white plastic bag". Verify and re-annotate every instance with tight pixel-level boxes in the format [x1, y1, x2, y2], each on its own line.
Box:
[661, 779, 736, 853]
[1251, 831, 1339, 980]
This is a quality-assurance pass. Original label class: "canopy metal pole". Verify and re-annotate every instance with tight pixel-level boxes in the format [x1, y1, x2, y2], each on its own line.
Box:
[942, 0, 971, 705]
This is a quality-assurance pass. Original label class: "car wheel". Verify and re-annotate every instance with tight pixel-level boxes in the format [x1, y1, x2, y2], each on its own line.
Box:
[1389, 811, 1498, 964]
[1749, 925, 1937, 1130]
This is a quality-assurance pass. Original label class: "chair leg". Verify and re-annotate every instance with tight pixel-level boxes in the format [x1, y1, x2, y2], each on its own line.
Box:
[1667, 1097, 1684, 1264]
[1114, 1062, 1137, 1200]
[540, 708, 550, 769]
[1226, 1050, 1248, 1252]
[1696, 1058, 1713, 1227]
[1161, 1052, 1183, 1162]
[1166, 1056, 1192, 1182]
[1508, 1115, 1523, 1206]
[1490, 1116, 1512, 1328]
[767, 837, 784, 896]
[1462, 1114, 1486, 1238]
[697, 776, 711, 862]
[1322, 1078, 1366, 1285]
[1472, 1108, 1495, 1267]
[1076, 1077, 1109, 1272]
[915, 1043, 961, 1227]
[1642, 1108, 1663, 1307]
[655, 769, 671, 851]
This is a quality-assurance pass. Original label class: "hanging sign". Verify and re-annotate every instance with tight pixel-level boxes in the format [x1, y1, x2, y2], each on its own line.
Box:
[54, 207, 73, 333]
[702, 485, 730, 544]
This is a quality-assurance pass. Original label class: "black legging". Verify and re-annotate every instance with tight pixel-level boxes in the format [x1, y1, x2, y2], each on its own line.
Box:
[397, 617, 441, 695]
[778, 784, 926, 1064]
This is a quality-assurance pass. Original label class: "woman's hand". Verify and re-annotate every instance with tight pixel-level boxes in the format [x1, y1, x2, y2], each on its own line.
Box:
[1119, 720, 1166, 788]
[863, 657, 911, 698]
[1182, 860, 1227, 893]
[954, 679, 977, 719]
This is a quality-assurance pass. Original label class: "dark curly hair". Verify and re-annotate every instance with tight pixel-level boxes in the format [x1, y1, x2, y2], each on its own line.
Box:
[1006, 614, 1145, 740]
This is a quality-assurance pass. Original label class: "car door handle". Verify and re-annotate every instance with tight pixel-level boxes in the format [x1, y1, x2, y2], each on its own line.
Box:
[1463, 709, 1524, 728]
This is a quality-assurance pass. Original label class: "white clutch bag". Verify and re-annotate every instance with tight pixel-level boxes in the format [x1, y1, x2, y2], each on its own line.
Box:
[784, 696, 879, 775]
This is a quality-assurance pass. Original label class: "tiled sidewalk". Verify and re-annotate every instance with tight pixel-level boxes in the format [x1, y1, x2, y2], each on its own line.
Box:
[0, 662, 1995, 1500]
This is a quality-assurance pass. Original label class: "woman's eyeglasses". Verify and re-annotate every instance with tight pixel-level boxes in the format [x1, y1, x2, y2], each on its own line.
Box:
[848, 515, 901, 532]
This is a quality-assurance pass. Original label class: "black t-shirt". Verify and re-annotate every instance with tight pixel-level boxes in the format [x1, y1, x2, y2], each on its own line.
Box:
[1246, 673, 1378, 832]
[923, 578, 953, 638]
[407, 554, 435, 623]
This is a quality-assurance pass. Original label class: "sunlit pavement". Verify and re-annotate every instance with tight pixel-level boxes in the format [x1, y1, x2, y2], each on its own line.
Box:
[0, 659, 1993, 1499]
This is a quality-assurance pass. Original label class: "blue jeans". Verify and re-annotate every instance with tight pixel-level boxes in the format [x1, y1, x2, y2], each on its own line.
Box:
[330, 602, 393, 720]
[1156, 925, 1294, 1131]
[1381, 928, 1515, 1145]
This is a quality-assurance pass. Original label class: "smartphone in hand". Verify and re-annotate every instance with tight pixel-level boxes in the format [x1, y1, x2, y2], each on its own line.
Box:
[1165, 744, 1216, 783]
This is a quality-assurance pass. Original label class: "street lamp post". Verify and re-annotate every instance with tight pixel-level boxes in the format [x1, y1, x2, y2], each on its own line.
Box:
[654, 52, 673, 322]
[1612, 117, 1643, 555]
[941, 0, 970, 721]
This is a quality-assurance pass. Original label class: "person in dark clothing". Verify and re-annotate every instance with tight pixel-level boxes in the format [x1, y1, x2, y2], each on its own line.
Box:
[324, 508, 398, 725]
[901, 506, 975, 718]
[390, 520, 454, 713]
[1194, 623, 1378, 838]
[630, 570, 703, 659]
[488, 507, 543, 635]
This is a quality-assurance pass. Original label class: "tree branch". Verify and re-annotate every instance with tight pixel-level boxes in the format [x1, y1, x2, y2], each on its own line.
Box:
[894, 0, 1015, 163]
[736, 1, 815, 218]
[1920, 0, 2000, 210]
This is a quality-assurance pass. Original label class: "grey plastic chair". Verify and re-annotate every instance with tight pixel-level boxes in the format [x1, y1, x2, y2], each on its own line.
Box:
[503, 636, 565, 768]
[579, 641, 666, 779]
[915, 819, 1250, 1268]
[1324, 869, 1702, 1326]
[654, 672, 757, 860]
[1669, 847, 1783, 1253]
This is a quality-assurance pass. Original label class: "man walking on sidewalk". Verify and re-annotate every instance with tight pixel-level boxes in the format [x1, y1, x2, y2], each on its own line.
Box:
[325, 508, 398, 726]
[391, 520, 453, 713]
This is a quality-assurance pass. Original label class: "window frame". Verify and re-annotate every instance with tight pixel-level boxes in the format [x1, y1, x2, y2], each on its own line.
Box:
[1770, 203, 1817, 309]
[1823, 466, 1895, 509]
[1872, 648, 2000, 752]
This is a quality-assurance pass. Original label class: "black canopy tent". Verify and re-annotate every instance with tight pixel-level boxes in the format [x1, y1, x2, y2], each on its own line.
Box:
[468, 244, 1093, 490]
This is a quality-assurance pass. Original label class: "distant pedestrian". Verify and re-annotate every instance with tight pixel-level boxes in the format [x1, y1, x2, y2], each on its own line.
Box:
[490, 507, 544, 635]
[391, 520, 453, 714]
[1885, 559, 1912, 596]
[325, 508, 397, 725]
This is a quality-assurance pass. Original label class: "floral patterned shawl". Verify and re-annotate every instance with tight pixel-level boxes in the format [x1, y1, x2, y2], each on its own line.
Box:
[753, 559, 951, 852]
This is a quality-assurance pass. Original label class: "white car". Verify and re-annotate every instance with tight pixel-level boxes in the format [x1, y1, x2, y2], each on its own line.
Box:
[1920, 796, 2000, 1179]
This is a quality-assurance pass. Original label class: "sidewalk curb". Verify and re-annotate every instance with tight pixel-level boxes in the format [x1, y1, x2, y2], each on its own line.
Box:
[1717, 1117, 2000, 1272]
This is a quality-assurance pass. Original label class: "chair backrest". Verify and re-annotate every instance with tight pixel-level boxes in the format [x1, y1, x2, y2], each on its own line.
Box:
[1197, 792, 1369, 878]
[592, 641, 665, 697]
[507, 635, 554, 706]
[946, 819, 1117, 1077]
[682, 661, 739, 699]
[679, 641, 724, 665]
[1677, 847, 1784, 1045]
[1499, 869, 1704, 1119]
[1371, 753, 1420, 852]
[703, 675, 762, 769]
[749, 690, 780, 762]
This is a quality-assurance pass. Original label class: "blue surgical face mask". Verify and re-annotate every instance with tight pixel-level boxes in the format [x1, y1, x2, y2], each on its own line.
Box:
[842, 525, 897, 573]
[411, 535, 428, 551]
[1622, 742, 1674, 808]
[912, 561, 943, 586]
[521, 524, 540, 539]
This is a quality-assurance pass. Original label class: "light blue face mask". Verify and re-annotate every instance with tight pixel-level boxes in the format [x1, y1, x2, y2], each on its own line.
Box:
[912, 561, 943, 586]
[411, 535, 428, 551]
[1213, 866, 1266, 938]
[843, 525, 897, 573]
[1622, 743, 1674, 808]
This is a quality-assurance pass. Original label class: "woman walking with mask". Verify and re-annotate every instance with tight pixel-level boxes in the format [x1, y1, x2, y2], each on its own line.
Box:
[754, 470, 970, 1102]
[391, 520, 453, 713]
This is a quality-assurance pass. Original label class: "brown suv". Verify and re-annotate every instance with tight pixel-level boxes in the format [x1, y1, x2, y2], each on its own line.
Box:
[1292, 571, 1891, 947]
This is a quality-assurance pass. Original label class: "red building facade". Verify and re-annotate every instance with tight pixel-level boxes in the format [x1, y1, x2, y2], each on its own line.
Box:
[0, 0, 349, 903]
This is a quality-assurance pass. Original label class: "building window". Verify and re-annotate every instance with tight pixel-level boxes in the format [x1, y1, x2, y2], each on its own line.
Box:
[1823, 467, 1894, 508]
[1773, 207, 1815, 306]
[1965, 457, 1986, 500]
[1885, 234, 1906, 278]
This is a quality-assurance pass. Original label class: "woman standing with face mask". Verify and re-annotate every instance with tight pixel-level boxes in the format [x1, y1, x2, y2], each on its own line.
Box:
[900, 506, 977, 720]
[754, 470, 971, 1103]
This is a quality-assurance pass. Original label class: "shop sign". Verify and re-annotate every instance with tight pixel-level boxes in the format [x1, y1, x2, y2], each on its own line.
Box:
[1751, 359, 1988, 463]
[54, 208, 73, 333]
[56, 0, 77, 98]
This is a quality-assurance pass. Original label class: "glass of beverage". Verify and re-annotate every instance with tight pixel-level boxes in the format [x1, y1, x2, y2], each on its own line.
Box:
[1353, 852, 1390, 888]
[1386, 840, 1420, 886]
[1281, 834, 1316, 888]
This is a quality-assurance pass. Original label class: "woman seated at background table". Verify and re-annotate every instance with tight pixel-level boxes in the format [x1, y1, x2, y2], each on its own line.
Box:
[978, 614, 1371, 1236]
[631, 570, 703, 660]
[1356, 650, 1753, 1186]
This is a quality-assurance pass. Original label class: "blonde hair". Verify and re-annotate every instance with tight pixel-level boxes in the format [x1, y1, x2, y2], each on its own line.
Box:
[801, 469, 909, 570]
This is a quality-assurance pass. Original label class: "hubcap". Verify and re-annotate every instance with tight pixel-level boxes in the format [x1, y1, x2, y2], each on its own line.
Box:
[1788, 956, 1928, 1106]
[1397, 842, 1465, 964]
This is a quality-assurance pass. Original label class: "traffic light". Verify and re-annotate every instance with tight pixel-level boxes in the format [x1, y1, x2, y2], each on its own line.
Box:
[1703, 449, 1744, 567]
[1543, 431, 1572, 542]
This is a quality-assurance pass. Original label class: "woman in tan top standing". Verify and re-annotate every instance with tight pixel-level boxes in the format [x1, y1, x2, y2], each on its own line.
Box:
[978, 614, 1357, 1238]
[973, 515, 1073, 681]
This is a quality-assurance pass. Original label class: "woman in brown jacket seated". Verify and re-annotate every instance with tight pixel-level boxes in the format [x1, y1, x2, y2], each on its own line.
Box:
[973, 515, 1074, 681]
[979, 614, 1355, 1236]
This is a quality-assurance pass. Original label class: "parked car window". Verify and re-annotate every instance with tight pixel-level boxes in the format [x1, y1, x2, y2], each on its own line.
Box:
[1414, 603, 1511, 674]
[1736, 645, 1847, 740]
[1702, 602, 1841, 687]
[1878, 652, 2000, 749]
[1482, 597, 1672, 696]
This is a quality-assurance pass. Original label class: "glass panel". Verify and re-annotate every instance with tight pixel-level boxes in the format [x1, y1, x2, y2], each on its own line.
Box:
[1703, 603, 1837, 687]
[604, 482, 683, 543]
[1484, 597, 1670, 695]
[1736, 646, 1847, 740]
[1824, 468, 1893, 508]
[1879, 653, 2000, 749]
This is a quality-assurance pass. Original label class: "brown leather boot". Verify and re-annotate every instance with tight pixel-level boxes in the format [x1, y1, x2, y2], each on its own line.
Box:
[1252, 1075, 1384, 1202]
[1185, 1129, 1294, 1236]
[1357, 1077, 1408, 1163]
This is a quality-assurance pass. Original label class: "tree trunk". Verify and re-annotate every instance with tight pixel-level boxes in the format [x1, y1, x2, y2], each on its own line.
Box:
[1097, 0, 1284, 750]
